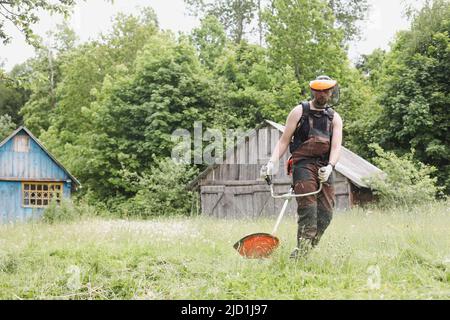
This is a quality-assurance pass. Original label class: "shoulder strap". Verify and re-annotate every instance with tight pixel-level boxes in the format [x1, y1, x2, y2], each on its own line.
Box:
[295, 101, 310, 129]
[325, 107, 335, 136]
[325, 107, 334, 120]
[302, 101, 310, 117]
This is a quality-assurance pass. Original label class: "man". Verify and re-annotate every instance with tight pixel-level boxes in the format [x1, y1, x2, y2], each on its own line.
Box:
[263, 75, 343, 259]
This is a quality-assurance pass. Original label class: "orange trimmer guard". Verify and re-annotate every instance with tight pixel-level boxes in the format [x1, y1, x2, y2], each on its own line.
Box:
[233, 233, 280, 259]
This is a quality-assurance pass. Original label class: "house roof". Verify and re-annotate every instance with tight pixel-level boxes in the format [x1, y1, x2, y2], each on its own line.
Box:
[0, 126, 81, 189]
[189, 120, 384, 189]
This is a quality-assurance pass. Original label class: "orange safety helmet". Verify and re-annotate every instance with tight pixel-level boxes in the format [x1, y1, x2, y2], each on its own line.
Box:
[309, 75, 340, 105]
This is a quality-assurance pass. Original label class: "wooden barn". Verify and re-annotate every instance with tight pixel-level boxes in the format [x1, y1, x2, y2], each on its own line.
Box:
[188, 120, 384, 218]
[0, 127, 80, 223]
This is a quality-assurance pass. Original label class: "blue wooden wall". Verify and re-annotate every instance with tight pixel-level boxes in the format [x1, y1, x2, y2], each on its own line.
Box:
[0, 131, 72, 223]
[0, 132, 70, 179]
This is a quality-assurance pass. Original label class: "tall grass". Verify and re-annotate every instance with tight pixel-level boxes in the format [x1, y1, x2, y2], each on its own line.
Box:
[0, 200, 449, 299]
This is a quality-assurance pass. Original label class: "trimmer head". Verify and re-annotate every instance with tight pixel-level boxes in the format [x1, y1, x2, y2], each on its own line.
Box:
[233, 177, 322, 259]
[233, 233, 279, 259]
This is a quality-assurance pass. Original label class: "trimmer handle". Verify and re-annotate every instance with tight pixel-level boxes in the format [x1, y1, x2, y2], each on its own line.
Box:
[270, 182, 323, 199]
[260, 164, 273, 185]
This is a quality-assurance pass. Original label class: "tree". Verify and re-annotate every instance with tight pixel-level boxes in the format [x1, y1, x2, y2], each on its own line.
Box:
[185, 0, 369, 45]
[0, 0, 81, 45]
[335, 65, 381, 159]
[327, 0, 369, 42]
[33, 10, 160, 193]
[39, 10, 159, 148]
[355, 48, 386, 88]
[264, 0, 347, 86]
[57, 33, 220, 200]
[185, 0, 258, 43]
[210, 40, 301, 127]
[18, 23, 78, 134]
[372, 0, 450, 192]
[0, 66, 29, 124]
[190, 15, 227, 68]
[0, 114, 16, 140]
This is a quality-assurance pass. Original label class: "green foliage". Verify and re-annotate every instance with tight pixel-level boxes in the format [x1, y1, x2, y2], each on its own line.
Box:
[32, 11, 160, 200]
[71, 33, 218, 199]
[6, 0, 447, 217]
[185, 0, 369, 45]
[356, 48, 386, 88]
[327, 0, 369, 42]
[0, 114, 16, 141]
[264, 0, 347, 86]
[190, 15, 227, 68]
[42, 198, 100, 224]
[42, 199, 81, 224]
[185, 0, 258, 43]
[365, 144, 442, 208]
[371, 0, 450, 192]
[211, 41, 302, 127]
[17, 24, 77, 134]
[0, 73, 28, 124]
[0, 0, 82, 46]
[118, 158, 199, 218]
[335, 66, 381, 159]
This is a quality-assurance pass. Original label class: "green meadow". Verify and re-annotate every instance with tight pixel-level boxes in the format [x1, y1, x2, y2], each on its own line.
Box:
[0, 200, 449, 300]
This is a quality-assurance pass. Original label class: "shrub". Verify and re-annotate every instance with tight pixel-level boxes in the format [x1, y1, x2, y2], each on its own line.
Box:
[42, 199, 100, 223]
[365, 144, 443, 208]
[42, 199, 80, 223]
[118, 157, 199, 218]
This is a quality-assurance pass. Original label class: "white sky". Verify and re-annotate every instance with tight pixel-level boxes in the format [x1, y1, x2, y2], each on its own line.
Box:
[0, 0, 426, 71]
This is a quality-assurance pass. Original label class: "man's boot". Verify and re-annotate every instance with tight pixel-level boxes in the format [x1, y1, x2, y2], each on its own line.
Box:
[289, 238, 313, 260]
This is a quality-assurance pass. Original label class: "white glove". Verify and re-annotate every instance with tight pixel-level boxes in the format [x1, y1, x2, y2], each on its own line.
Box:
[318, 164, 333, 182]
[261, 160, 275, 177]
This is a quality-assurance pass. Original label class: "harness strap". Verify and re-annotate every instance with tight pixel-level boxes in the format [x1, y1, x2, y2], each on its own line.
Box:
[294, 101, 310, 133]
[325, 107, 335, 138]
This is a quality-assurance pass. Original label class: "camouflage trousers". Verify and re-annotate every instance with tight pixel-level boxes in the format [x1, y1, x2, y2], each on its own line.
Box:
[293, 160, 335, 250]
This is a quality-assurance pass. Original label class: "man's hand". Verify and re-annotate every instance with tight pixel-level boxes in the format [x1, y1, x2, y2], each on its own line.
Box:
[318, 164, 333, 182]
[260, 160, 275, 178]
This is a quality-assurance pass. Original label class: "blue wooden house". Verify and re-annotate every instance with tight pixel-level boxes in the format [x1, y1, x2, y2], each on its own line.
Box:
[0, 127, 81, 222]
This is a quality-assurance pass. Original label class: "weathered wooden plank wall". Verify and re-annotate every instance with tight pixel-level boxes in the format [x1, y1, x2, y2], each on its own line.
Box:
[205, 127, 293, 182]
[0, 133, 68, 180]
[201, 182, 299, 218]
[0, 181, 46, 223]
[0, 180, 72, 223]
[334, 172, 350, 211]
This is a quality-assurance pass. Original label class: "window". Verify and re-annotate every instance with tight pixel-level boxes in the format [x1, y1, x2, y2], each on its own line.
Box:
[22, 182, 63, 207]
[14, 135, 30, 152]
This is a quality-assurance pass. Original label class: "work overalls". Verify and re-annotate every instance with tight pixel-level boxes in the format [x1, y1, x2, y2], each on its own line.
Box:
[291, 104, 335, 252]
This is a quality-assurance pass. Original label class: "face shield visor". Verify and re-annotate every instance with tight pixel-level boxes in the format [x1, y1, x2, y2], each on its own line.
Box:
[309, 79, 340, 106]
